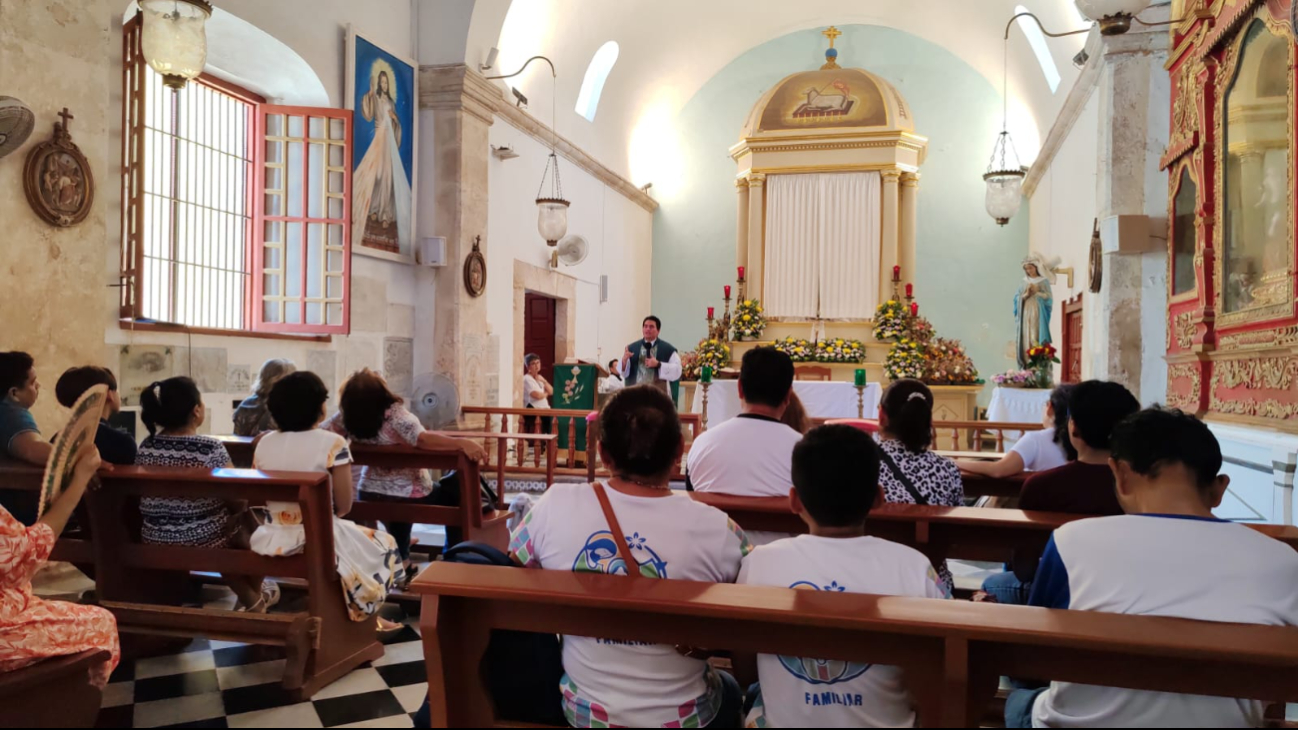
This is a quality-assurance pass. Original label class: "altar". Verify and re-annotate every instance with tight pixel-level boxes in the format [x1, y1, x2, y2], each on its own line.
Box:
[691, 380, 882, 427]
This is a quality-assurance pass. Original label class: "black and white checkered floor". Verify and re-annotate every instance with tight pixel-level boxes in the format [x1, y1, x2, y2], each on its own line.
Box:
[94, 587, 427, 728]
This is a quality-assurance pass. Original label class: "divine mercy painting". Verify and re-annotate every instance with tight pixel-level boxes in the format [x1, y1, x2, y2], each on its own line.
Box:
[347, 28, 416, 263]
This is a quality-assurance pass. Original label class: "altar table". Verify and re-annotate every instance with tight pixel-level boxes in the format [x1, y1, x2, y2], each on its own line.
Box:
[691, 380, 882, 428]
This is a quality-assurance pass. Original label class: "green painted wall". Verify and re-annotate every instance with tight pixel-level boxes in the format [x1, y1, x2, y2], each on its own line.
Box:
[651, 25, 1029, 391]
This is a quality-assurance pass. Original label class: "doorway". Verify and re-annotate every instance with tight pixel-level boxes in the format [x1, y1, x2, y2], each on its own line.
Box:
[523, 293, 558, 379]
[1062, 294, 1083, 384]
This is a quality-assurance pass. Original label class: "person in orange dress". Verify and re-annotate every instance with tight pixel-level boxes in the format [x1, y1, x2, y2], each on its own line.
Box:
[0, 446, 120, 687]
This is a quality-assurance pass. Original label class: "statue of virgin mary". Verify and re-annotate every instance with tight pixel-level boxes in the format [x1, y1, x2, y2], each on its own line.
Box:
[1014, 254, 1055, 369]
[352, 67, 412, 255]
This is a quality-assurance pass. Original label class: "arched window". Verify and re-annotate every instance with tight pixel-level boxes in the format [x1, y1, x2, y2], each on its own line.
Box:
[575, 41, 619, 122]
[1015, 5, 1062, 93]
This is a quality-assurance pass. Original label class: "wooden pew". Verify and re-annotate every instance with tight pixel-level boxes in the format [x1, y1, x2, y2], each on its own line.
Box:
[689, 493, 1298, 567]
[216, 436, 516, 551]
[0, 648, 113, 728]
[411, 562, 1298, 728]
[0, 460, 97, 567]
[84, 466, 383, 700]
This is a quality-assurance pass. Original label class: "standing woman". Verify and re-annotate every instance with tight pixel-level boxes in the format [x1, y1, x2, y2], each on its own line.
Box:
[233, 358, 296, 436]
[875, 378, 962, 596]
[521, 354, 553, 441]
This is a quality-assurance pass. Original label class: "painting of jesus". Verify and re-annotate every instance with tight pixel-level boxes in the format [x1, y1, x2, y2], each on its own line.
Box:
[347, 28, 417, 263]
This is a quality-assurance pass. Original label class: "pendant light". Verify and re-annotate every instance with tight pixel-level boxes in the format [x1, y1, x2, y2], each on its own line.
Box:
[984, 35, 1026, 227]
[1075, 0, 1153, 35]
[140, 0, 212, 91]
[487, 56, 570, 247]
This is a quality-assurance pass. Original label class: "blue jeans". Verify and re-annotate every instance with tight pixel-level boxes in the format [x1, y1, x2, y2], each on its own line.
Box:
[1005, 687, 1048, 728]
[983, 570, 1032, 605]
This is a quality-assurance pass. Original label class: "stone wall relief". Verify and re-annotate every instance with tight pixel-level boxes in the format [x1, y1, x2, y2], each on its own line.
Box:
[22, 108, 93, 228]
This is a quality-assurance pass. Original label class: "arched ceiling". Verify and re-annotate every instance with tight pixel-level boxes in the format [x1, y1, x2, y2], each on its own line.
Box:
[462, 0, 1093, 185]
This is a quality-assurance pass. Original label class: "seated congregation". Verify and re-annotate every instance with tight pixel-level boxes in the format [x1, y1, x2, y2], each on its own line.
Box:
[2, 344, 1297, 728]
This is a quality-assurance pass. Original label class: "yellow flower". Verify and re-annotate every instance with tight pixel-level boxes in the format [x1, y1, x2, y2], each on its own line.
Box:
[835, 339, 844, 346]
[744, 300, 753, 306]
[757, 307, 763, 313]
[709, 339, 717, 345]
[888, 300, 897, 306]
[743, 315, 752, 321]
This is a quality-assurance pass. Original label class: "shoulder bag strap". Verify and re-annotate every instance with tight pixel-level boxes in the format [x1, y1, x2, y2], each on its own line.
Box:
[593, 482, 640, 577]
[877, 444, 930, 506]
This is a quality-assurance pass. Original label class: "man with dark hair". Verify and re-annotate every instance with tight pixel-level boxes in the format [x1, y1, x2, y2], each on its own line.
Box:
[54, 366, 136, 465]
[987, 380, 1140, 605]
[619, 316, 681, 393]
[1007, 407, 1298, 728]
[0, 351, 51, 467]
[739, 425, 946, 728]
[686, 349, 799, 542]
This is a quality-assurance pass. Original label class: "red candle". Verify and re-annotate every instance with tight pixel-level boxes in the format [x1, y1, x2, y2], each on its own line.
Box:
[707, 306, 715, 319]
[905, 283, 913, 298]
[910, 302, 919, 317]
[893, 265, 901, 282]
[737, 266, 745, 282]
[724, 285, 731, 299]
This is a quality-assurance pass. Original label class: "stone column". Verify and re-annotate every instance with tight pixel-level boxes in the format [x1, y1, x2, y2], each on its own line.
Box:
[746, 173, 766, 302]
[879, 168, 902, 305]
[899, 171, 920, 293]
[735, 177, 750, 280]
[1090, 10, 1171, 402]
[421, 63, 501, 406]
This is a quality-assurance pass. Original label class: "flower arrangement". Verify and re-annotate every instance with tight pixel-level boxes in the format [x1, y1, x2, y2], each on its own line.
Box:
[680, 350, 702, 381]
[992, 369, 1040, 388]
[775, 336, 816, 361]
[884, 338, 926, 380]
[774, 337, 866, 363]
[816, 338, 866, 363]
[873, 300, 908, 341]
[731, 299, 767, 341]
[695, 338, 732, 374]
[1026, 343, 1060, 371]
[924, 337, 979, 384]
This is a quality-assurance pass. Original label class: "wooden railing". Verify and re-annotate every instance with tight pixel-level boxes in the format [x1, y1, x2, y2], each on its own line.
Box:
[807, 419, 1044, 453]
[460, 406, 702, 482]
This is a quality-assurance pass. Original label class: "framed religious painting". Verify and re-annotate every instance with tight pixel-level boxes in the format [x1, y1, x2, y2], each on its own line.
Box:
[346, 27, 417, 264]
[23, 109, 94, 228]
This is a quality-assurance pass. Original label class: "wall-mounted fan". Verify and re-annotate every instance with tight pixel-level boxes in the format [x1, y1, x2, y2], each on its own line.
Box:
[409, 372, 462, 430]
[550, 234, 589, 268]
[0, 97, 35, 159]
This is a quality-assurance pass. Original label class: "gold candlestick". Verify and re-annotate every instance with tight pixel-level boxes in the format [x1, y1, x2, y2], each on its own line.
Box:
[701, 381, 712, 430]
[856, 384, 866, 419]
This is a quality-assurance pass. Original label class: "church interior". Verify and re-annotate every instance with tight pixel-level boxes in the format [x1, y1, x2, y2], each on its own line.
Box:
[1, 0, 1297, 727]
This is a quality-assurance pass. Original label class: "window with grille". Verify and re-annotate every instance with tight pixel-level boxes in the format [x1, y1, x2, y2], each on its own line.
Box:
[120, 16, 351, 335]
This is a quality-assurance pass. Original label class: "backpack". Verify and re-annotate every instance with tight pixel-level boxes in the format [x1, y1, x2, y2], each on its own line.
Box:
[438, 542, 567, 726]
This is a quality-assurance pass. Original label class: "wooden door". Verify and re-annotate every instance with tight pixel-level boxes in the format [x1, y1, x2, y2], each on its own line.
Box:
[1062, 294, 1083, 384]
[523, 293, 557, 375]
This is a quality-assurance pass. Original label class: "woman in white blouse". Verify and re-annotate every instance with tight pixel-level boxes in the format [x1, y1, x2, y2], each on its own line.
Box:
[522, 354, 554, 444]
[957, 384, 1076, 478]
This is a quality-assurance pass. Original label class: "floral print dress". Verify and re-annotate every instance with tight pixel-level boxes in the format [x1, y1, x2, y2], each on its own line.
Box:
[0, 506, 120, 687]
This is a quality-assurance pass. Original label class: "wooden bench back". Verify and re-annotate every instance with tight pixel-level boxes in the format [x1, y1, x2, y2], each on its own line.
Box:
[688, 493, 1298, 566]
[410, 562, 1298, 728]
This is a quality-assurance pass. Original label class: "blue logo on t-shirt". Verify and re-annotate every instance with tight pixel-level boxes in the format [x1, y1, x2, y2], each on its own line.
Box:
[573, 530, 668, 578]
[779, 579, 870, 684]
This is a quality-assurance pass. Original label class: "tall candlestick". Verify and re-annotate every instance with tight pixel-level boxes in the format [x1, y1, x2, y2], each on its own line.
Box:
[910, 302, 919, 317]
[707, 306, 715, 319]
[737, 266, 746, 282]
[893, 265, 901, 282]
[724, 285, 731, 299]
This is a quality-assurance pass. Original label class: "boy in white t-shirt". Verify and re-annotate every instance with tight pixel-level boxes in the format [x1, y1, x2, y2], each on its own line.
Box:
[509, 385, 751, 728]
[739, 425, 949, 728]
[1007, 407, 1298, 728]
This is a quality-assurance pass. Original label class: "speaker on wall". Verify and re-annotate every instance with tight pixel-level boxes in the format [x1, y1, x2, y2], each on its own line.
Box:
[417, 237, 447, 267]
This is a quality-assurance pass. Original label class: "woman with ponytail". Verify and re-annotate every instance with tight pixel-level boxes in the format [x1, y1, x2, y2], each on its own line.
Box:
[505, 385, 749, 728]
[876, 378, 963, 595]
[958, 384, 1075, 479]
[136, 377, 275, 612]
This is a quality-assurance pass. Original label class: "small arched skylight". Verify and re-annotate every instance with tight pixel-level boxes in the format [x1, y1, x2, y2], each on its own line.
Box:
[575, 41, 620, 122]
[1015, 5, 1062, 93]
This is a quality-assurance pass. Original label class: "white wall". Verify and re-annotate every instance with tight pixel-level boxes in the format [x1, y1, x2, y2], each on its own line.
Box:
[1027, 91, 1100, 379]
[486, 119, 653, 406]
[99, 0, 423, 433]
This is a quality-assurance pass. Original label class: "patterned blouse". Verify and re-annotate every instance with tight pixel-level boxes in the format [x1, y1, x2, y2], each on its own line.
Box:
[136, 434, 236, 547]
[323, 405, 433, 499]
[875, 437, 965, 593]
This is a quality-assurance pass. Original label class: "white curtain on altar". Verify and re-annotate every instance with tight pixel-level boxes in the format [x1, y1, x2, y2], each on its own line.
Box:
[763, 172, 881, 319]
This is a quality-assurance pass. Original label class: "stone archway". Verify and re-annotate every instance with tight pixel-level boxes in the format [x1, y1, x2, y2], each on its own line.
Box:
[511, 260, 577, 406]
